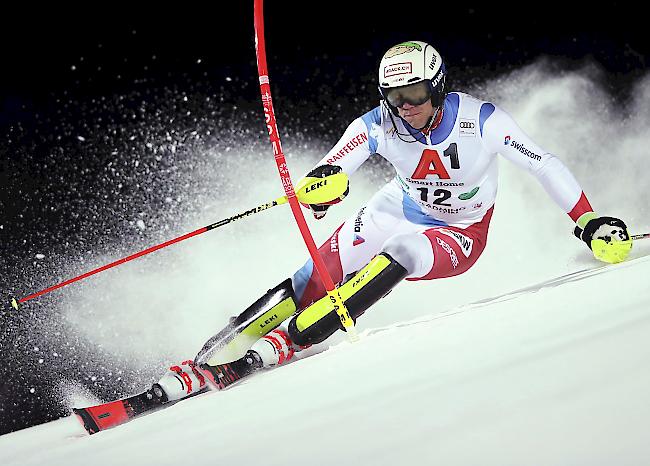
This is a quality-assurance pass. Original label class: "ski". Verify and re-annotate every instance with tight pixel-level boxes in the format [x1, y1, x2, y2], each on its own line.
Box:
[72, 385, 204, 435]
[198, 350, 263, 389]
[73, 352, 263, 435]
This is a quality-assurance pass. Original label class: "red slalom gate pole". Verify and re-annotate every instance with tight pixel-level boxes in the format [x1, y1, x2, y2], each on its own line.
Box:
[253, 0, 358, 341]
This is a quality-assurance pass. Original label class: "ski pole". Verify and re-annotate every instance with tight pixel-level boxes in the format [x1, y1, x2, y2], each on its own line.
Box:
[9, 197, 284, 310]
[9, 173, 349, 310]
[253, 0, 358, 342]
[631, 233, 650, 241]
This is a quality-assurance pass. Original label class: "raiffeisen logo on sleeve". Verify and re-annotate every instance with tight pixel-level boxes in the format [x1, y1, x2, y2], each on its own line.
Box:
[504, 135, 542, 161]
[326, 132, 368, 164]
[384, 62, 412, 78]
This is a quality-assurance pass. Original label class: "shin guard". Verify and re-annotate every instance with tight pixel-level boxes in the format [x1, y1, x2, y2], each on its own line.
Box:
[195, 278, 298, 366]
[288, 253, 407, 346]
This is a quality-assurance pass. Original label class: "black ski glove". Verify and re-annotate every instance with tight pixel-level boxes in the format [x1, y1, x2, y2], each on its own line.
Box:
[574, 216, 630, 248]
[574, 215, 632, 263]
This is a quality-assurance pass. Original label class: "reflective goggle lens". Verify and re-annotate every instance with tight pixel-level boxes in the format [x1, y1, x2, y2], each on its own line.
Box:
[383, 81, 431, 108]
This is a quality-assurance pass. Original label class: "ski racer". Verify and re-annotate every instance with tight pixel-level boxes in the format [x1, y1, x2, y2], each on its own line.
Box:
[151, 40, 634, 401]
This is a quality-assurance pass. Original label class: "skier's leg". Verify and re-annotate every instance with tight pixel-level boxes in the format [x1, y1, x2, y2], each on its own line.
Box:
[193, 194, 393, 368]
[163, 184, 409, 393]
[191, 230, 345, 369]
[156, 206, 492, 397]
[152, 207, 493, 397]
[119, 192, 415, 402]
[287, 252, 408, 346]
[293, 183, 409, 309]
[408, 207, 494, 281]
[197, 185, 411, 373]
[287, 207, 495, 346]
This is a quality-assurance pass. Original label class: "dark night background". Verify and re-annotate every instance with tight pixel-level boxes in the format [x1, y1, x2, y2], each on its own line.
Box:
[1, 2, 649, 435]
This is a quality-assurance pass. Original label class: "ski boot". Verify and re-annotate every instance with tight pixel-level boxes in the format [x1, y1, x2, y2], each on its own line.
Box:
[199, 328, 303, 389]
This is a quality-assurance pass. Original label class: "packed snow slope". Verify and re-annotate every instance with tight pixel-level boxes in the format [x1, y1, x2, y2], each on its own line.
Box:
[2, 252, 650, 466]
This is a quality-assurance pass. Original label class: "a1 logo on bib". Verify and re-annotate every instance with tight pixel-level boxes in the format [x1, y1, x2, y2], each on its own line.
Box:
[459, 119, 476, 137]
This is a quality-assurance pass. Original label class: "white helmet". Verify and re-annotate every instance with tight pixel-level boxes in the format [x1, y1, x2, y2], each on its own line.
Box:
[378, 41, 447, 113]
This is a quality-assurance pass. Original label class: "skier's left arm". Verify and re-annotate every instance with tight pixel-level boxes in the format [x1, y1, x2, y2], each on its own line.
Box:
[481, 103, 632, 263]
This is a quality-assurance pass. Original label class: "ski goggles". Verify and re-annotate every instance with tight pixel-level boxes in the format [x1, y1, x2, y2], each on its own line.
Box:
[380, 81, 432, 108]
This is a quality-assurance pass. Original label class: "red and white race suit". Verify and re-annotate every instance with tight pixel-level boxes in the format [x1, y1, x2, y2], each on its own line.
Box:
[292, 92, 593, 308]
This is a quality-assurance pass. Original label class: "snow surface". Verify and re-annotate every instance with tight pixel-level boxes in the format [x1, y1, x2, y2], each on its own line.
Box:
[1, 254, 650, 465]
[2, 60, 650, 464]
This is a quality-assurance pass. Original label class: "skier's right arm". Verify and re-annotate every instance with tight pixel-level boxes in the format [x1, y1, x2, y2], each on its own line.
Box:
[301, 107, 381, 219]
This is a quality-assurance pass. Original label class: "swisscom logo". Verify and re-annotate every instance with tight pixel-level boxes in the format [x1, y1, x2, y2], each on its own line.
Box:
[504, 135, 542, 161]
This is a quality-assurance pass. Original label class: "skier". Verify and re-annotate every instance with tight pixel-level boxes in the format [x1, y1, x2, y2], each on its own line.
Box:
[113, 41, 637, 411]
